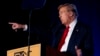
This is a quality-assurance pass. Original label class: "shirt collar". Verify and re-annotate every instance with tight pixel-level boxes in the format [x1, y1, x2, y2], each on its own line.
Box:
[68, 18, 77, 29]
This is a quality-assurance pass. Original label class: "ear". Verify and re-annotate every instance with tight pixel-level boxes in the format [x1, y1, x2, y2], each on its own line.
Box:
[69, 11, 74, 17]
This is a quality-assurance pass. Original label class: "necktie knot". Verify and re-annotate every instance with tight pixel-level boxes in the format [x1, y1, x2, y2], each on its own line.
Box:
[65, 26, 70, 31]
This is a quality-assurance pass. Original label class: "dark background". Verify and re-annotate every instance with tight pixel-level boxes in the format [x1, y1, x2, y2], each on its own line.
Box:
[0, 0, 100, 56]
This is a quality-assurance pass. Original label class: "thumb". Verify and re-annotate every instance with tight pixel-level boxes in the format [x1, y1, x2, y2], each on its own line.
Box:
[75, 45, 78, 50]
[75, 45, 82, 56]
[15, 29, 17, 32]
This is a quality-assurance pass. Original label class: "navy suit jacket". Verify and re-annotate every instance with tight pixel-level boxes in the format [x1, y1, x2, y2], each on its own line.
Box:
[47, 20, 94, 56]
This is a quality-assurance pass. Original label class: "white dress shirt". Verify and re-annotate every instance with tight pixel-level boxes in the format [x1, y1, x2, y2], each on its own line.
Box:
[60, 19, 77, 52]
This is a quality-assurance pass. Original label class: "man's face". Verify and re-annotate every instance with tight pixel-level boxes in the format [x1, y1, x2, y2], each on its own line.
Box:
[59, 6, 73, 25]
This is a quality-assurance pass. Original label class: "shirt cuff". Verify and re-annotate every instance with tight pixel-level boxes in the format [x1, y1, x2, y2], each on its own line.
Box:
[23, 24, 28, 31]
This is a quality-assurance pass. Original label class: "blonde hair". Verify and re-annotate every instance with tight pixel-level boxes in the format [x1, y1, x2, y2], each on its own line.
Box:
[58, 3, 79, 17]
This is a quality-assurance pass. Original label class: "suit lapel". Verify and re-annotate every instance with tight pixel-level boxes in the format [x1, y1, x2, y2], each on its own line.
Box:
[67, 22, 80, 51]
[52, 25, 65, 48]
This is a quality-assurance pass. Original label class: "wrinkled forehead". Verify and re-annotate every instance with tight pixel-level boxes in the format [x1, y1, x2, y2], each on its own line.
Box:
[59, 6, 71, 13]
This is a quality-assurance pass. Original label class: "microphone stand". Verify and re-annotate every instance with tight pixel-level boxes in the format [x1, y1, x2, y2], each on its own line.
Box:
[27, 10, 32, 56]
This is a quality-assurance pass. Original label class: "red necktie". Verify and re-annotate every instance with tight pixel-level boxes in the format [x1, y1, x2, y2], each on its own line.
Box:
[58, 26, 70, 51]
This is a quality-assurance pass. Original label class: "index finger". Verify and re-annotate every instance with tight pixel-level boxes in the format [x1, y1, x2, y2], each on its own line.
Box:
[8, 22, 16, 24]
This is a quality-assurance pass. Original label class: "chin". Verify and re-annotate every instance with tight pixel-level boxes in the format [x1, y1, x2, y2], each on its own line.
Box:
[62, 22, 66, 25]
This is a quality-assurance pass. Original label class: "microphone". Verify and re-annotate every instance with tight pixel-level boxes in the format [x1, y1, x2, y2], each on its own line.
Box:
[21, 0, 46, 56]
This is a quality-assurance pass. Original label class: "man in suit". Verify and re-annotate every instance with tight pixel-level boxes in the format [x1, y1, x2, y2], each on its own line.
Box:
[9, 3, 94, 56]
[47, 3, 94, 56]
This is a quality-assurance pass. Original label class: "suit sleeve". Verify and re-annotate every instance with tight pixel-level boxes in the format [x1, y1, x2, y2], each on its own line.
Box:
[82, 27, 94, 56]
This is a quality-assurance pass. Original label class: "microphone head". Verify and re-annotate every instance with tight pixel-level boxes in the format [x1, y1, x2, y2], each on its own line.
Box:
[21, 0, 46, 10]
